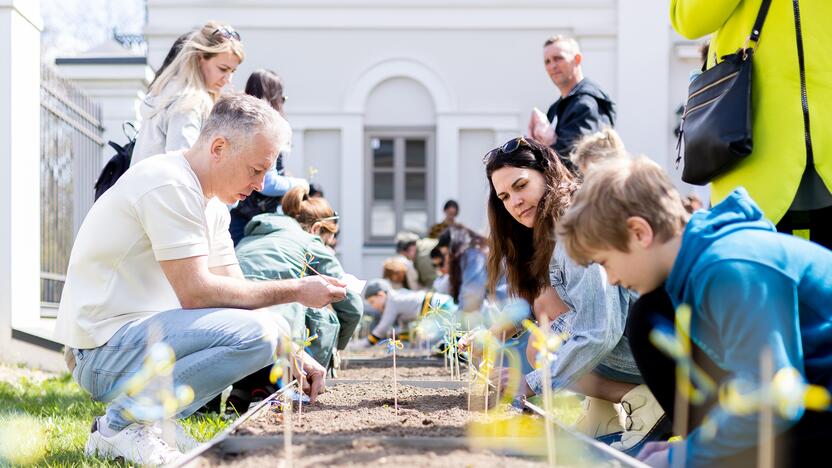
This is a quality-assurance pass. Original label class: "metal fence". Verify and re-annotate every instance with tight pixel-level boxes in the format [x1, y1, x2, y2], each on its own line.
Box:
[40, 64, 104, 313]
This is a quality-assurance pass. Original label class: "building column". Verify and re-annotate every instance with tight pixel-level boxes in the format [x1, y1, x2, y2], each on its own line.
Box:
[434, 115, 459, 218]
[616, 2, 671, 169]
[0, 0, 63, 369]
[339, 116, 364, 276]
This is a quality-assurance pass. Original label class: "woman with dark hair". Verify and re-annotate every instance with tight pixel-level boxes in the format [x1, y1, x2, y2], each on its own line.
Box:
[245, 69, 287, 114]
[484, 137, 668, 454]
[229, 69, 308, 244]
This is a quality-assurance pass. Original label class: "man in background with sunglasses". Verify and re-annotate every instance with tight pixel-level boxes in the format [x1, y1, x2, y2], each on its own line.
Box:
[528, 35, 617, 172]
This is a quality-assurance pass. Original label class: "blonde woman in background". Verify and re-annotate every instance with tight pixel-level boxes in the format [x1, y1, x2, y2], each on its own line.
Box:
[132, 21, 244, 165]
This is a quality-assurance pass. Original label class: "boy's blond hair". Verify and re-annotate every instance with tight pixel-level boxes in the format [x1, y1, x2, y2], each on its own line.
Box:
[382, 258, 408, 285]
[557, 156, 688, 265]
[570, 127, 626, 171]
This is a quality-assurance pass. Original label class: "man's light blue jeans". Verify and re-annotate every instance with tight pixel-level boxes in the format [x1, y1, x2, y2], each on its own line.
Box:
[70, 308, 283, 432]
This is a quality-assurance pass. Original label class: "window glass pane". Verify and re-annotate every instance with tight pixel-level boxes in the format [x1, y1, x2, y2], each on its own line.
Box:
[373, 172, 393, 200]
[403, 209, 427, 236]
[405, 172, 425, 201]
[371, 138, 394, 168]
[371, 203, 396, 237]
[405, 139, 426, 168]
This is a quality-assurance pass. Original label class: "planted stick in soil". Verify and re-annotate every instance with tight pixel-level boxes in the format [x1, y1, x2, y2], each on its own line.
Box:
[392, 329, 399, 416]
[283, 362, 293, 468]
[539, 316, 556, 467]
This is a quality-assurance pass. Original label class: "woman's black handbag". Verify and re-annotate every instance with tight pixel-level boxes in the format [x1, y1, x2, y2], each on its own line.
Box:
[676, 0, 771, 185]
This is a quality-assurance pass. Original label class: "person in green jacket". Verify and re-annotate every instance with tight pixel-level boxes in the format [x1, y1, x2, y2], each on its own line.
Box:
[235, 186, 363, 368]
[671, 0, 832, 249]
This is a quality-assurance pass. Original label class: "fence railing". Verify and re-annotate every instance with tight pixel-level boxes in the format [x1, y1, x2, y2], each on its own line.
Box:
[40, 64, 104, 313]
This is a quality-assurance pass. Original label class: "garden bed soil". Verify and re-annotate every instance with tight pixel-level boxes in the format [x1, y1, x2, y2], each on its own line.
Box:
[334, 365, 455, 381]
[237, 382, 477, 438]
[197, 438, 546, 467]
[340, 347, 436, 361]
[197, 378, 547, 467]
[192, 376, 638, 468]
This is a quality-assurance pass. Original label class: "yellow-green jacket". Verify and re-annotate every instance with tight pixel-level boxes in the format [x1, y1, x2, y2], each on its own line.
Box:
[671, 0, 832, 223]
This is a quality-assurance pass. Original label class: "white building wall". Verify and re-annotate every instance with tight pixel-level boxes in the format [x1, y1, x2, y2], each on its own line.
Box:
[457, 129, 495, 234]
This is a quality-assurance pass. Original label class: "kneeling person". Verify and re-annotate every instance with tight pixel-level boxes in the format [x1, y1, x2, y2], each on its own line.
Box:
[354, 279, 455, 347]
[56, 94, 346, 465]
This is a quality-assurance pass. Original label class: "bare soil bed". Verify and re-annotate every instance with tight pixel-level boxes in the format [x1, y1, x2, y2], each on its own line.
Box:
[198, 362, 549, 467]
[334, 364, 454, 381]
[199, 439, 546, 467]
[194, 358, 628, 467]
[238, 382, 472, 437]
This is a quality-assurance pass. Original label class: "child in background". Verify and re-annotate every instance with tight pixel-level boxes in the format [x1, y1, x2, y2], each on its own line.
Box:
[350, 279, 455, 348]
[381, 258, 409, 290]
[557, 156, 832, 467]
[570, 127, 626, 174]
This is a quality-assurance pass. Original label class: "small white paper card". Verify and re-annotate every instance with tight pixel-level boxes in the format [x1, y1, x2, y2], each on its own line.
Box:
[341, 273, 367, 295]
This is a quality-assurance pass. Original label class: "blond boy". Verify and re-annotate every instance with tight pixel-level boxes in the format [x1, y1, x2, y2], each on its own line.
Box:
[557, 157, 832, 467]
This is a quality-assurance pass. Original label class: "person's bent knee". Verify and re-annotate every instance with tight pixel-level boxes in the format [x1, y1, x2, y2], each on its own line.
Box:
[250, 313, 282, 359]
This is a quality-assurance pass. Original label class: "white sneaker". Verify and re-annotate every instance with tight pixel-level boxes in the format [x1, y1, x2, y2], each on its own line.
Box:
[573, 396, 624, 438]
[154, 419, 201, 453]
[84, 418, 183, 465]
[611, 385, 666, 451]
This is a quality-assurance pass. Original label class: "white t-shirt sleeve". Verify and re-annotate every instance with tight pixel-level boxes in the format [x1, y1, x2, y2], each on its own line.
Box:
[134, 184, 209, 261]
[206, 202, 238, 268]
[164, 109, 201, 153]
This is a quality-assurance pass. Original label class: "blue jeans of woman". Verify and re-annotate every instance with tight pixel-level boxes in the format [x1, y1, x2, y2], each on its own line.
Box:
[70, 308, 282, 432]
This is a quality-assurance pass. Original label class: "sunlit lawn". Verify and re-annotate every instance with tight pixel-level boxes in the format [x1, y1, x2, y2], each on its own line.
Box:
[0, 370, 227, 467]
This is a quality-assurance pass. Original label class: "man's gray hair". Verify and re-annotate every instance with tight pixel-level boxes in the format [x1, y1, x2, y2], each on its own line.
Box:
[196, 93, 292, 156]
[543, 35, 581, 57]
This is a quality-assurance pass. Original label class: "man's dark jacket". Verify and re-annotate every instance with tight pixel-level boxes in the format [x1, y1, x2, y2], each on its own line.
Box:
[546, 78, 616, 164]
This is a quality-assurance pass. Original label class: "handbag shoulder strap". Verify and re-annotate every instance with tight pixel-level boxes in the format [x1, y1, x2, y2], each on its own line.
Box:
[749, 0, 773, 44]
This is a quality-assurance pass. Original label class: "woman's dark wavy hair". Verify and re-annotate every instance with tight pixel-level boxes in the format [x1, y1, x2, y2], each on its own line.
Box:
[436, 224, 486, 304]
[245, 69, 285, 115]
[484, 138, 579, 304]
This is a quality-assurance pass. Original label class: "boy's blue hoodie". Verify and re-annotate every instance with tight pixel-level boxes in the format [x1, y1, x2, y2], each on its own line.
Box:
[665, 188, 832, 467]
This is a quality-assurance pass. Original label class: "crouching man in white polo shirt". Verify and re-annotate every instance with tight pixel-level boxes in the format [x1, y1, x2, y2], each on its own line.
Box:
[55, 94, 347, 465]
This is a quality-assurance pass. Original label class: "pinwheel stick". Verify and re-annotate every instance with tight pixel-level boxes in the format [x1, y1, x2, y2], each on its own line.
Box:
[759, 346, 774, 468]
[497, 331, 506, 404]
[449, 324, 455, 381]
[456, 335, 462, 382]
[283, 356, 294, 468]
[538, 316, 556, 467]
[467, 357, 473, 412]
[392, 329, 399, 415]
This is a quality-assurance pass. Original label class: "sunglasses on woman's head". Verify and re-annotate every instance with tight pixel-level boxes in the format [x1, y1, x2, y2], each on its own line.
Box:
[212, 26, 241, 41]
[317, 212, 339, 224]
[482, 137, 532, 163]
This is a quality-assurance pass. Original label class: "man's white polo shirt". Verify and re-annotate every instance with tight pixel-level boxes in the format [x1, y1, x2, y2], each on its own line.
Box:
[56, 151, 238, 349]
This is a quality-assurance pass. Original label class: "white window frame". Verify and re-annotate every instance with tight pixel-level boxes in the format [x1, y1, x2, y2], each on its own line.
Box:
[364, 128, 435, 245]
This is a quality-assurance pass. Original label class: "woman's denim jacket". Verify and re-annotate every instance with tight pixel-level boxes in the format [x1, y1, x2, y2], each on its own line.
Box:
[525, 242, 641, 394]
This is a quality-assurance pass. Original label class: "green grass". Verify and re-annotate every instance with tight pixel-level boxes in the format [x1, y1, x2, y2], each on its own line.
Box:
[527, 393, 583, 426]
[0, 373, 228, 467]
